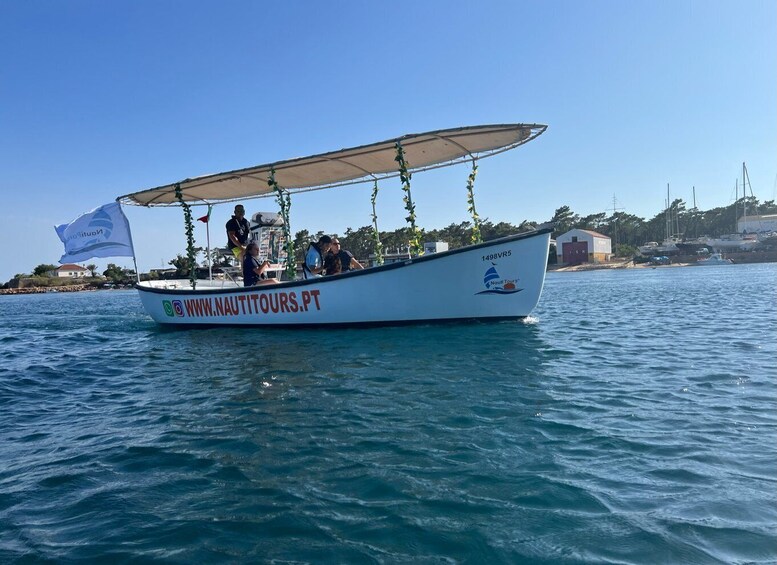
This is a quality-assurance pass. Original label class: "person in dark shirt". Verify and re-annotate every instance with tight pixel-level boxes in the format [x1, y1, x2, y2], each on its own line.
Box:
[226, 204, 250, 264]
[243, 242, 276, 286]
[324, 238, 364, 275]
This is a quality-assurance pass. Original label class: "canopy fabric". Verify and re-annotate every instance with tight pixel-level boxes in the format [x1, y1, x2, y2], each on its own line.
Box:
[118, 123, 547, 207]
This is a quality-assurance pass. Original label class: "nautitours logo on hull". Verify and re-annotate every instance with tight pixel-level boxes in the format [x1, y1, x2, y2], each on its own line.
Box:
[476, 264, 522, 295]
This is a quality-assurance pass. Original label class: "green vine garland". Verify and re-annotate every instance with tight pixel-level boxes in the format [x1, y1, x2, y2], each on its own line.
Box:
[174, 183, 197, 289]
[370, 180, 384, 265]
[466, 160, 482, 244]
[268, 167, 295, 281]
[394, 141, 423, 256]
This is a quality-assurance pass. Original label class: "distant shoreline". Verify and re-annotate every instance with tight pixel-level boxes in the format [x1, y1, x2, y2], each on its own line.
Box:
[0, 284, 103, 295]
[549, 250, 777, 272]
[4, 251, 776, 293]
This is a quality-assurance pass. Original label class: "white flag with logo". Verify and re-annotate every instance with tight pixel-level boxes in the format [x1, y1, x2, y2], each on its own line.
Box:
[55, 202, 135, 263]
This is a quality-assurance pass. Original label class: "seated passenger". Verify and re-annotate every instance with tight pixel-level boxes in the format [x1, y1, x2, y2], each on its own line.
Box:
[302, 235, 332, 279]
[323, 246, 341, 276]
[329, 238, 364, 273]
[243, 242, 277, 286]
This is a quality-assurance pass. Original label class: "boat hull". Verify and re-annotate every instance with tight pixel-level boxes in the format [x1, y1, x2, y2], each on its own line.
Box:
[135, 229, 552, 327]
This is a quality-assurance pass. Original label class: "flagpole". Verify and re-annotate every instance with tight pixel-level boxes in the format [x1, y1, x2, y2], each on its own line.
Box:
[198, 205, 213, 281]
[206, 219, 212, 281]
[121, 203, 141, 284]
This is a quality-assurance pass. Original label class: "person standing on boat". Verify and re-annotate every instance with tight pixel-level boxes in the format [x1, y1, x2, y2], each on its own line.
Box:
[324, 238, 364, 275]
[243, 242, 276, 286]
[303, 235, 332, 279]
[226, 204, 250, 264]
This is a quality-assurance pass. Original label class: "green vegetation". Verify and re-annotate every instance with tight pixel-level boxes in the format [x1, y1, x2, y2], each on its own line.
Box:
[370, 180, 384, 265]
[32, 264, 58, 277]
[269, 167, 296, 281]
[174, 183, 198, 290]
[103, 263, 133, 283]
[465, 162, 481, 244]
[395, 142, 423, 256]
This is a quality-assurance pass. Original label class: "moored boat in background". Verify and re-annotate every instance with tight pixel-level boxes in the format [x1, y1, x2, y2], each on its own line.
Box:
[693, 252, 733, 265]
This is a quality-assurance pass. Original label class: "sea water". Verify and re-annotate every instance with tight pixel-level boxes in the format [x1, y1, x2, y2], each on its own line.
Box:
[1, 263, 775, 563]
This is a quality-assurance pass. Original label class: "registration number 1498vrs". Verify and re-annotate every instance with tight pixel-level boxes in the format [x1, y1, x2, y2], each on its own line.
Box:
[482, 250, 511, 262]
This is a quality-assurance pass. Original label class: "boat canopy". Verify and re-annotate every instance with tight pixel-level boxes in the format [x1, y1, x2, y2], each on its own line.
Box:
[118, 123, 546, 207]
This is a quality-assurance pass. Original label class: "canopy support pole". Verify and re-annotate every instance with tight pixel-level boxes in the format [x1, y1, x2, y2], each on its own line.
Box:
[395, 141, 423, 256]
[174, 183, 198, 290]
[206, 218, 212, 281]
[371, 180, 384, 265]
[466, 159, 482, 244]
[269, 167, 295, 281]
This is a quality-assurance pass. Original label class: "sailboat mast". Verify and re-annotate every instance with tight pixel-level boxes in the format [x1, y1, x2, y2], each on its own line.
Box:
[665, 183, 671, 239]
[735, 179, 738, 233]
[742, 162, 747, 231]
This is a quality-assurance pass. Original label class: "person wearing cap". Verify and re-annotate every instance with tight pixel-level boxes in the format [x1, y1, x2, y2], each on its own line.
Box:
[324, 238, 364, 275]
[303, 235, 332, 279]
[226, 204, 250, 264]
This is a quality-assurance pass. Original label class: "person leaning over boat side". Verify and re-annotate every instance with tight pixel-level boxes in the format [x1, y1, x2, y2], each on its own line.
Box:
[302, 235, 332, 279]
[226, 204, 250, 264]
[243, 242, 277, 286]
[324, 238, 364, 275]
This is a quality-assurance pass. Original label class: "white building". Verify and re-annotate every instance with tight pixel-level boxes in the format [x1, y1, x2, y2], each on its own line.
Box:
[423, 241, 448, 254]
[556, 229, 612, 265]
[738, 214, 777, 233]
[54, 264, 89, 278]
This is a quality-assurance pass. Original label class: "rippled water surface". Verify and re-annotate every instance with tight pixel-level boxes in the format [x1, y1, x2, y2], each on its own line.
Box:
[1, 264, 775, 563]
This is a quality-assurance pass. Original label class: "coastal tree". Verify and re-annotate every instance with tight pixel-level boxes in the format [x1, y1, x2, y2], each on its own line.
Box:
[482, 220, 525, 241]
[615, 243, 638, 257]
[32, 264, 58, 277]
[86, 264, 98, 277]
[427, 221, 471, 248]
[339, 226, 378, 260]
[169, 254, 193, 277]
[579, 212, 607, 231]
[292, 229, 310, 264]
[760, 200, 777, 214]
[380, 226, 415, 256]
[103, 263, 128, 283]
[549, 205, 579, 238]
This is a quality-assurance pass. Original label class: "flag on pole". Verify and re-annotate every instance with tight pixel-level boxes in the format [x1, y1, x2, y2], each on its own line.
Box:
[197, 205, 212, 223]
[55, 202, 135, 263]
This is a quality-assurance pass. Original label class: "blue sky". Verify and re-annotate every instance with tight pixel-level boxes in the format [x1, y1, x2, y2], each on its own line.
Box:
[1, 0, 775, 280]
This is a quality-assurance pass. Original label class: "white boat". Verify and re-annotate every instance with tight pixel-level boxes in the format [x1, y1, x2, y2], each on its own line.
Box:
[638, 238, 680, 256]
[705, 233, 759, 252]
[694, 252, 733, 265]
[706, 163, 763, 253]
[118, 124, 552, 327]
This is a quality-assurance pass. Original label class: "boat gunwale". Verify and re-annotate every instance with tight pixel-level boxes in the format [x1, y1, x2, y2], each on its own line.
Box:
[136, 226, 553, 296]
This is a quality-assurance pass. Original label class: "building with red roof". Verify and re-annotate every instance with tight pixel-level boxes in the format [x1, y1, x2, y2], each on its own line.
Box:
[556, 229, 612, 265]
[54, 264, 89, 278]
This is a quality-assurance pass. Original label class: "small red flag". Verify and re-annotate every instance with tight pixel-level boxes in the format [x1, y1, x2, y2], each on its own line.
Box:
[197, 206, 212, 223]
